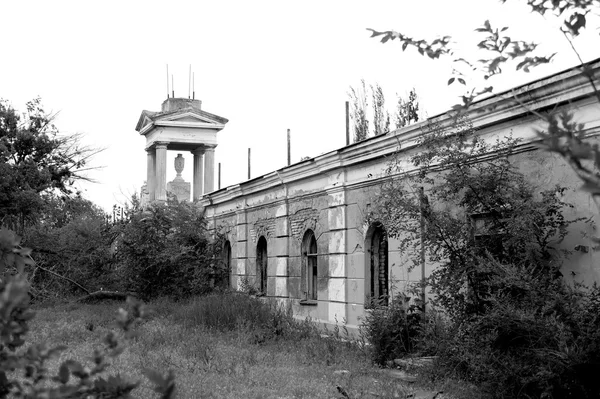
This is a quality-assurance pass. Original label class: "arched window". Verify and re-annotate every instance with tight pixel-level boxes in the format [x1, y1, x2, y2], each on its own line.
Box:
[256, 236, 268, 295]
[302, 230, 318, 301]
[222, 240, 232, 288]
[368, 222, 389, 306]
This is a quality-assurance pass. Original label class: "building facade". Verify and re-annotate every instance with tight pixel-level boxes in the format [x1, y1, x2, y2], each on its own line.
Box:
[199, 61, 600, 331]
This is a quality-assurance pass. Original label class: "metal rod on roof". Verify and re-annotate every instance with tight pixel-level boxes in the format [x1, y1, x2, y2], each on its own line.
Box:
[248, 148, 251, 180]
[166, 64, 169, 99]
[193, 72, 195, 100]
[345, 101, 350, 146]
[218, 162, 221, 189]
[188, 65, 191, 99]
[172, 75, 174, 98]
[287, 129, 291, 166]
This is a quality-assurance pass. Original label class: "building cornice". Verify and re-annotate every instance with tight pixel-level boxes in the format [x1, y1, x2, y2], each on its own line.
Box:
[202, 59, 600, 213]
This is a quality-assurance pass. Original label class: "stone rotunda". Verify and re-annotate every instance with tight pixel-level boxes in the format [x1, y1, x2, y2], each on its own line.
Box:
[135, 97, 228, 202]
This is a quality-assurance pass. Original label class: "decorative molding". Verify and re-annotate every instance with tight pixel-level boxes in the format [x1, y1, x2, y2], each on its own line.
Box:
[154, 120, 226, 130]
[290, 208, 319, 241]
[250, 218, 275, 243]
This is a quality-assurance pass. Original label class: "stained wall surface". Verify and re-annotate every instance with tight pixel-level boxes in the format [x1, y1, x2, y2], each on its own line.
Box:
[201, 61, 600, 331]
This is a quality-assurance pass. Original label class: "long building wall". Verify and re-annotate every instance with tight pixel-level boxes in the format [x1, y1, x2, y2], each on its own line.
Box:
[201, 61, 600, 330]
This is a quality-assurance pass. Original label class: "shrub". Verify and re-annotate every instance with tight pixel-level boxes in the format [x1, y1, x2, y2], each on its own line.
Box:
[116, 199, 225, 300]
[23, 195, 117, 298]
[430, 260, 600, 398]
[360, 292, 443, 366]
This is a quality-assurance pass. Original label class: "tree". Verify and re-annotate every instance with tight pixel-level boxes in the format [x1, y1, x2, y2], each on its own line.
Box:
[371, 83, 390, 136]
[369, 117, 600, 398]
[371, 116, 577, 318]
[348, 80, 369, 142]
[349, 82, 420, 142]
[0, 98, 101, 233]
[367, 0, 600, 210]
[394, 88, 419, 129]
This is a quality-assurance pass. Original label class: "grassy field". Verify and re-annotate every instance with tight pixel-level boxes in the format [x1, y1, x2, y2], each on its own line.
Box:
[28, 295, 456, 399]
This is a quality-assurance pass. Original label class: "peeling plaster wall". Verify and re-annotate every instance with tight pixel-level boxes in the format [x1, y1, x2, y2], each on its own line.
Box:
[204, 63, 600, 332]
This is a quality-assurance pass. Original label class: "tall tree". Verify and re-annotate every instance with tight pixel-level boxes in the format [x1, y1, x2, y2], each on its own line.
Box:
[371, 83, 390, 136]
[0, 98, 101, 233]
[348, 79, 370, 142]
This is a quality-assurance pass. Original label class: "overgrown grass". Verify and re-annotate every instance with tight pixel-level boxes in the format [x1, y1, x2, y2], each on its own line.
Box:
[27, 294, 455, 399]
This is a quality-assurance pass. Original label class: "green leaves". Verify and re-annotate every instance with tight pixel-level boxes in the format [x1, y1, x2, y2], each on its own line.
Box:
[366, 29, 451, 60]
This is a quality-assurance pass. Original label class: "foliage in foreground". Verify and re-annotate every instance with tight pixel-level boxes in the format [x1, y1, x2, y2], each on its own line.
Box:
[0, 227, 175, 398]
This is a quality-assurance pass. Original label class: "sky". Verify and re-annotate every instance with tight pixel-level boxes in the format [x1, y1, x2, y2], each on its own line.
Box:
[2, 0, 599, 211]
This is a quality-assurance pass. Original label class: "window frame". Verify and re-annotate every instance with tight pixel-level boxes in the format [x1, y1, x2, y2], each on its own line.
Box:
[256, 236, 268, 295]
[301, 230, 318, 305]
[367, 222, 389, 308]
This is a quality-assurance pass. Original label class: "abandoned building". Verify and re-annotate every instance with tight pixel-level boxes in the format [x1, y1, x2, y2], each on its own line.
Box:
[137, 59, 600, 331]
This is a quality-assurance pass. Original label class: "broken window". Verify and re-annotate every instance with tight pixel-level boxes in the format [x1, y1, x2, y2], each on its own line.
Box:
[302, 230, 318, 303]
[369, 222, 389, 307]
[469, 207, 510, 260]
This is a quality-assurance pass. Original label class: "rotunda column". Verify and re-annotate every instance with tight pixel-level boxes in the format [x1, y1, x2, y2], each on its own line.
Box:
[204, 146, 216, 194]
[192, 147, 205, 200]
[155, 142, 169, 201]
[146, 148, 156, 201]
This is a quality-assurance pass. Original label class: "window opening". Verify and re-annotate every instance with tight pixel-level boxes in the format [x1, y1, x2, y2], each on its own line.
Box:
[370, 223, 389, 306]
[302, 230, 318, 302]
[222, 240, 232, 288]
[256, 236, 268, 295]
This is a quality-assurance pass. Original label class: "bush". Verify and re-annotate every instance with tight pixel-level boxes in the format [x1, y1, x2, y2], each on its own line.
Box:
[360, 291, 449, 366]
[116, 199, 225, 300]
[24, 195, 117, 298]
[361, 293, 422, 365]
[429, 260, 600, 398]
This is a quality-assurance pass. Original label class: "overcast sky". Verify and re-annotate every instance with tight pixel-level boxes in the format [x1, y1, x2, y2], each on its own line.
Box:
[2, 0, 599, 211]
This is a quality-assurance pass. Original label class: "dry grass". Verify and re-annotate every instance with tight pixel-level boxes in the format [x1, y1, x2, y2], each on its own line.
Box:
[27, 297, 451, 399]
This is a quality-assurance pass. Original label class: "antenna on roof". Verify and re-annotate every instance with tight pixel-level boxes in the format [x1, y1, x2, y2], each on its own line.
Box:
[188, 65, 191, 99]
[171, 75, 174, 98]
[166, 64, 169, 99]
[193, 72, 195, 100]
